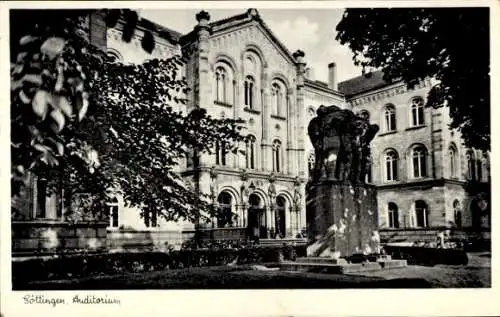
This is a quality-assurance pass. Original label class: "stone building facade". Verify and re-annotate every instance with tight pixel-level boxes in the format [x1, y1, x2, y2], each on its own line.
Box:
[12, 9, 490, 254]
[338, 71, 491, 238]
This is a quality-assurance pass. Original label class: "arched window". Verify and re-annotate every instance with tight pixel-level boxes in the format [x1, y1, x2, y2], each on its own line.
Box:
[411, 146, 428, 178]
[215, 66, 228, 103]
[466, 150, 476, 180]
[272, 83, 281, 115]
[453, 199, 462, 228]
[108, 197, 119, 228]
[275, 196, 287, 238]
[215, 141, 227, 166]
[384, 104, 396, 131]
[448, 144, 458, 178]
[271, 81, 286, 116]
[107, 48, 123, 63]
[245, 55, 256, 73]
[414, 200, 429, 228]
[245, 135, 256, 169]
[272, 140, 282, 173]
[384, 150, 399, 181]
[217, 192, 233, 228]
[244, 76, 255, 108]
[308, 152, 315, 178]
[387, 202, 399, 228]
[410, 97, 425, 126]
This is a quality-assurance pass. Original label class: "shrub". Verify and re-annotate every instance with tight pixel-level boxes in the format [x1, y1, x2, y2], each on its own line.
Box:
[12, 243, 304, 283]
[384, 246, 468, 266]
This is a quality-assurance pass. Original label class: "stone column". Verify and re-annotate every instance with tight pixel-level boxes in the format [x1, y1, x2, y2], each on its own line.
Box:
[293, 50, 306, 177]
[195, 11, 212, 167]
[241, 204, 248, 227]
[233, 79, 239, 119]
[266, 206, 273, 238]
[261, 67, 272, 172]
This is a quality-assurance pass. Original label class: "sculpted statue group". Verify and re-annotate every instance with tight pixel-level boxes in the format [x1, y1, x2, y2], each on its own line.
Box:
[308, 105, 379, 183]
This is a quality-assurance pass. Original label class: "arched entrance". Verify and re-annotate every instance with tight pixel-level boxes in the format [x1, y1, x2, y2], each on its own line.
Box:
[275, 196, 287, 238]
[248, 194, 266, 240]
[217, 191, 233, 228]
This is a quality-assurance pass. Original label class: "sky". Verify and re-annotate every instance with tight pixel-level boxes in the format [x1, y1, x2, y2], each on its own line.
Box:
[140, 8, 363, 83]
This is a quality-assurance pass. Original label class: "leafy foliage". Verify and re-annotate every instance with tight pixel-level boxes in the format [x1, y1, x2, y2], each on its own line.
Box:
[336, 8, 490, 151]
[11, 9, 245, 222]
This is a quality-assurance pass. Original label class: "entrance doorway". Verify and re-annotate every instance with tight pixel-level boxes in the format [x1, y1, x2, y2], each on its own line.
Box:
[248, 194, 266, 240]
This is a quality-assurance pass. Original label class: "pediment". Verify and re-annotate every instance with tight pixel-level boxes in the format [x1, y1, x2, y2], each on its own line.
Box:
[210, 9, 296, 66]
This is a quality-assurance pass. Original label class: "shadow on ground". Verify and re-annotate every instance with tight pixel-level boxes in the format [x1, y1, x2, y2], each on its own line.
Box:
[14, 266, 432, 290]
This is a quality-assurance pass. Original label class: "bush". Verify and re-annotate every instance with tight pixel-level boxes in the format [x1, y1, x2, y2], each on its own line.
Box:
[384, 246, 468, 266]
[12, 244, 305, 283]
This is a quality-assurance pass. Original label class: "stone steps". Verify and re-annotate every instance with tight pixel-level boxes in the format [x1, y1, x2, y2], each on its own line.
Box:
[279, 257, 407, 274]
[295, 257, 348, 265]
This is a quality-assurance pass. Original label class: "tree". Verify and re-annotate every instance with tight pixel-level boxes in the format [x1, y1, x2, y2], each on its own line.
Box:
[11, 9, 245, 222]
[336, 8, 490, 151]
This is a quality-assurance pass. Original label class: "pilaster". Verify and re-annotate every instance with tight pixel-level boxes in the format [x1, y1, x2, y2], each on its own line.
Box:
[293, 50, 307, 178]
[261, 67, 272, 172]
[286, 88, 296, 174]
[195, 11, 212, 167]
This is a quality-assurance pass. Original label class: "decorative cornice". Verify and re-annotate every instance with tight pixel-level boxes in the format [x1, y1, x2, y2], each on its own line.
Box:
[348, 78, 432, 107]
[376, 178, 469, 191]
[182, 166, 298, 183]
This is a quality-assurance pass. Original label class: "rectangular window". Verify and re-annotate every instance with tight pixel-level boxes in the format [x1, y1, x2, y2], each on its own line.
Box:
[36, 178, 47, 218]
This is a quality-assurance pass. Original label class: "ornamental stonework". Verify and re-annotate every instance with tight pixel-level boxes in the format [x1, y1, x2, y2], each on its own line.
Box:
[209, 24, 295, 80]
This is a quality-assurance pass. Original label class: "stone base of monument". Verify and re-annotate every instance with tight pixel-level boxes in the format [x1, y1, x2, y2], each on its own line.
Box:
[279, 254, 407, 274]
[306, 181, 380, 258]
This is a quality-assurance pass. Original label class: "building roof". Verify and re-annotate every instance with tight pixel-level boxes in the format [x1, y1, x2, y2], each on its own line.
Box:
[338, 70, 394, 97]
[138, 18, 184, 44]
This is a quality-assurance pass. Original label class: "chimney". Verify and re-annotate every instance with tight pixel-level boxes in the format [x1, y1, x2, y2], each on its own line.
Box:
[328, 62, 337, 90]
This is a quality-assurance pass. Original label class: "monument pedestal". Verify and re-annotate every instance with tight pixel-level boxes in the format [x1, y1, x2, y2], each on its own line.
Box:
[306, 181, 379, 258]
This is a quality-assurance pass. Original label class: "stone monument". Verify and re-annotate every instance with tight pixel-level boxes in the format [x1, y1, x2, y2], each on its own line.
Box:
[306, 105, 380, 258]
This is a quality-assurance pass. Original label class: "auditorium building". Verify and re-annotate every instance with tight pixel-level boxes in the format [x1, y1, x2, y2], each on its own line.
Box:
[11, 9, 490, 254]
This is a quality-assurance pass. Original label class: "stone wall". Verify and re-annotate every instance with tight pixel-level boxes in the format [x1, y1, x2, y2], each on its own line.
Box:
[107, 229, 187, 252]
[12, 221, 108, 256]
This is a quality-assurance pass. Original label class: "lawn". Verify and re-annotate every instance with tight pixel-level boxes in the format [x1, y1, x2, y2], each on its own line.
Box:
[352, 252, 491, 288]
[15, 265, 432, 290]
[13, 253, 490, 290]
